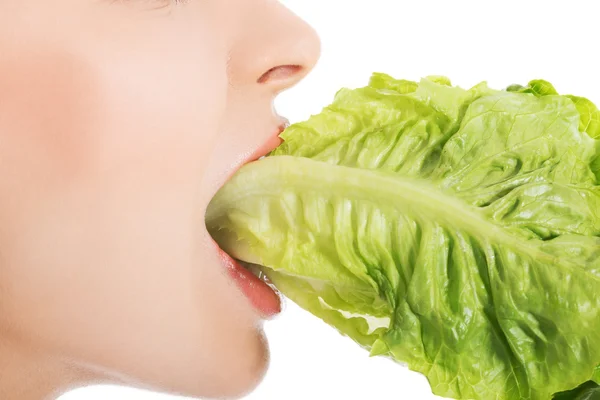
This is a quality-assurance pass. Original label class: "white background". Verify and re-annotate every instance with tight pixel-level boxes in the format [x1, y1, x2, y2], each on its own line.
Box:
[60, 1, 600, 399]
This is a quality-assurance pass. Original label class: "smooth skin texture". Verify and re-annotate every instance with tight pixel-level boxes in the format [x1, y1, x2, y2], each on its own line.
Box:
[0, 0, 320, 399]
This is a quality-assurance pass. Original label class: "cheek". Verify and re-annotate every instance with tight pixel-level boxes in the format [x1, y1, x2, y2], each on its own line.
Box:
[0, 35, 228, 213]
[0, 39, 100, 187]
[81, 35, 229, 196]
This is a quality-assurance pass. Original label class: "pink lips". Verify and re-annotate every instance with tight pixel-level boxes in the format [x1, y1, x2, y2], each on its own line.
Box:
[247, 119, 289, 163]
[214, 117, 289, 317]
[215, 243, 282, 318]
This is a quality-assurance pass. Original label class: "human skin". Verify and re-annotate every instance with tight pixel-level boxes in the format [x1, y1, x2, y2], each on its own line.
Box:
[0, 1, 320, 399]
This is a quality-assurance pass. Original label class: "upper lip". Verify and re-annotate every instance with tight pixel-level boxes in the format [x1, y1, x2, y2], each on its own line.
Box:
[214, 116, 290, 193]
[247, 116, 290, 163]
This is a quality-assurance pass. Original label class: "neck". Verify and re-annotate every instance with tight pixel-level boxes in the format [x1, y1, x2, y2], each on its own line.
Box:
[0, 333, 91, 400]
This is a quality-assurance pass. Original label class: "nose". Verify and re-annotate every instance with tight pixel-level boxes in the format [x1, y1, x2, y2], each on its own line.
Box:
[228, 1, 321, 94]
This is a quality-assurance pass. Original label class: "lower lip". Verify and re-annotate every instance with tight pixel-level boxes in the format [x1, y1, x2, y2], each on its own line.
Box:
[214, 243, 282, 318]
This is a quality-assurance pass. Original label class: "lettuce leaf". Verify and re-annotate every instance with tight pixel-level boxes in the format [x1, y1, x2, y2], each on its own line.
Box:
[552, 381, 600, 400]
[206, 73, 600, 400]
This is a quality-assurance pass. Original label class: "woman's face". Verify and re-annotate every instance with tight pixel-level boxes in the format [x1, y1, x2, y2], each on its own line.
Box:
[0, 0, 319, 398]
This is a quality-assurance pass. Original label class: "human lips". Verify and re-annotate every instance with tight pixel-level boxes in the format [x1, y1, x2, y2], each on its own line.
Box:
[215, 244, 282, 318]
[247, 118, 289, 162]
[212, 117, 290, 318]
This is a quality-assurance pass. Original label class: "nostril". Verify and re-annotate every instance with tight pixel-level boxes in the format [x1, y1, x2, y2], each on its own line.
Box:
[257, 64, 303, 84]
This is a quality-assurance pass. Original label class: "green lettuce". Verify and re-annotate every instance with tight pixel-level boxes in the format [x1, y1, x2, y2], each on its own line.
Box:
[553, 381, 600, 400]
[206, 73, 600, 400]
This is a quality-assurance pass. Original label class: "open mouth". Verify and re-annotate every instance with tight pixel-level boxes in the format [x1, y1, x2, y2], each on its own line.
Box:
[209, 117, 289, 318]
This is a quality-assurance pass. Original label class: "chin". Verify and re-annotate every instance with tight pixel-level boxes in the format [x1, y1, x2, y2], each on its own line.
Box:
[108, 324, 271, 400]
[215, 328, 270, 400]
[170, 327, 271, 400]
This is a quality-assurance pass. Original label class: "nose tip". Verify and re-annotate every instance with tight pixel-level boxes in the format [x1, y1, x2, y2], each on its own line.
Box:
[256, 20, 321, 92]
[228, 1, 321, 93]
